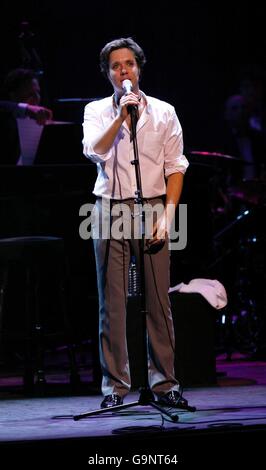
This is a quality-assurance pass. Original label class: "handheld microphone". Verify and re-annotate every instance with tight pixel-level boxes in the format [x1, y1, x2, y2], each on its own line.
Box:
[122, 79, 133, 95]
[121, 79, 138, 117]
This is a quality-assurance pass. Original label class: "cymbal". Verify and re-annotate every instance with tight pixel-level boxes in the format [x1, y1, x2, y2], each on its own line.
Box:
[189, 150, 240, 162]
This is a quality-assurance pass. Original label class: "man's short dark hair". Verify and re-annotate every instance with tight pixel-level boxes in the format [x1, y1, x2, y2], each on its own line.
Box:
[4, 68, 38, 95]
[99, 37, 146, 78]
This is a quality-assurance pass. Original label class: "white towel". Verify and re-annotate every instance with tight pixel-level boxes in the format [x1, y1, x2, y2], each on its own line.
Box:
[169, 278, 228, 310]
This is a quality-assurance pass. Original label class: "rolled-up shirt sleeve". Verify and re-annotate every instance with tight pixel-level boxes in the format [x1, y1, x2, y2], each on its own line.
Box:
[164, 110, 189, 178]
[82, 102, 112, 163]
[0, 101, 27, 118]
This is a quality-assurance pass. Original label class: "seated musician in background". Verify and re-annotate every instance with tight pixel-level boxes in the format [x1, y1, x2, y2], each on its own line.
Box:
[0, 68, 53, 165]
[221, 94, 266, 186]
[219, 94, 266, 210]
[239, 69, 266, 138]
[206, 92, 266, 232]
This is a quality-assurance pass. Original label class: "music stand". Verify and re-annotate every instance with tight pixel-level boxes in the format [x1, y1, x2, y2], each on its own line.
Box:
[73, 104, 195, 423]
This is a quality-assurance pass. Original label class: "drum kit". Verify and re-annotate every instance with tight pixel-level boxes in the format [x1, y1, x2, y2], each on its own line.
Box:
[189, 150, 266, 357]
[227, 178, 266, 206]
[189, 149, 266, 209]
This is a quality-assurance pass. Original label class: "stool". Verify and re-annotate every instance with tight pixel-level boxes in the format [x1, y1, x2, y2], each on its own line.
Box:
[0, 236, 80, 395]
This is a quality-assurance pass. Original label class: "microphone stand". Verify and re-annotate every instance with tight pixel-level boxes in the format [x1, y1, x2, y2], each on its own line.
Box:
[73, 105, 193, 423]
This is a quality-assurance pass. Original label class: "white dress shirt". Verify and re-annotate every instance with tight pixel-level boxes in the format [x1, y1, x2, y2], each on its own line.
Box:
[83, 92, 189, 199]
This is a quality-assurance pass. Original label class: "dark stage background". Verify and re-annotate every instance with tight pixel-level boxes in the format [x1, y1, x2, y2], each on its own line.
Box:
[1, 1, 265, 149]
[0, 1, 265, 367]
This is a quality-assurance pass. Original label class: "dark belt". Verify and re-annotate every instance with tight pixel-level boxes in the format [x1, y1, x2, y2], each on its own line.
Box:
[96, 195, 165, 203]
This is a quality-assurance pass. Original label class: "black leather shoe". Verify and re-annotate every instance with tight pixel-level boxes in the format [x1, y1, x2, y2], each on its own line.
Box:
[100, 393, 123, 409]
[157, 390, 189, 409]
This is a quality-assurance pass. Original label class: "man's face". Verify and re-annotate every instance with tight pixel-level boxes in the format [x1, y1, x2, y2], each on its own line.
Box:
[108, 48, 140, 94]
[225, 95, 249, 127]
[16, 78, 41, 105]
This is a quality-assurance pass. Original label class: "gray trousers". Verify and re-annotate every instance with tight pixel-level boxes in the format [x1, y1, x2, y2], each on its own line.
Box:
[92, 197, 179, 397]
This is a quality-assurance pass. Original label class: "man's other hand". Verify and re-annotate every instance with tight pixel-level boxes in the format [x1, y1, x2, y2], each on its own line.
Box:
[26, 104, 53, 125]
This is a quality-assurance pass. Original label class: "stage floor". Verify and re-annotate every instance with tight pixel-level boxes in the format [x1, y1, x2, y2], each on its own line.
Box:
[0, 354, 266, 466]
